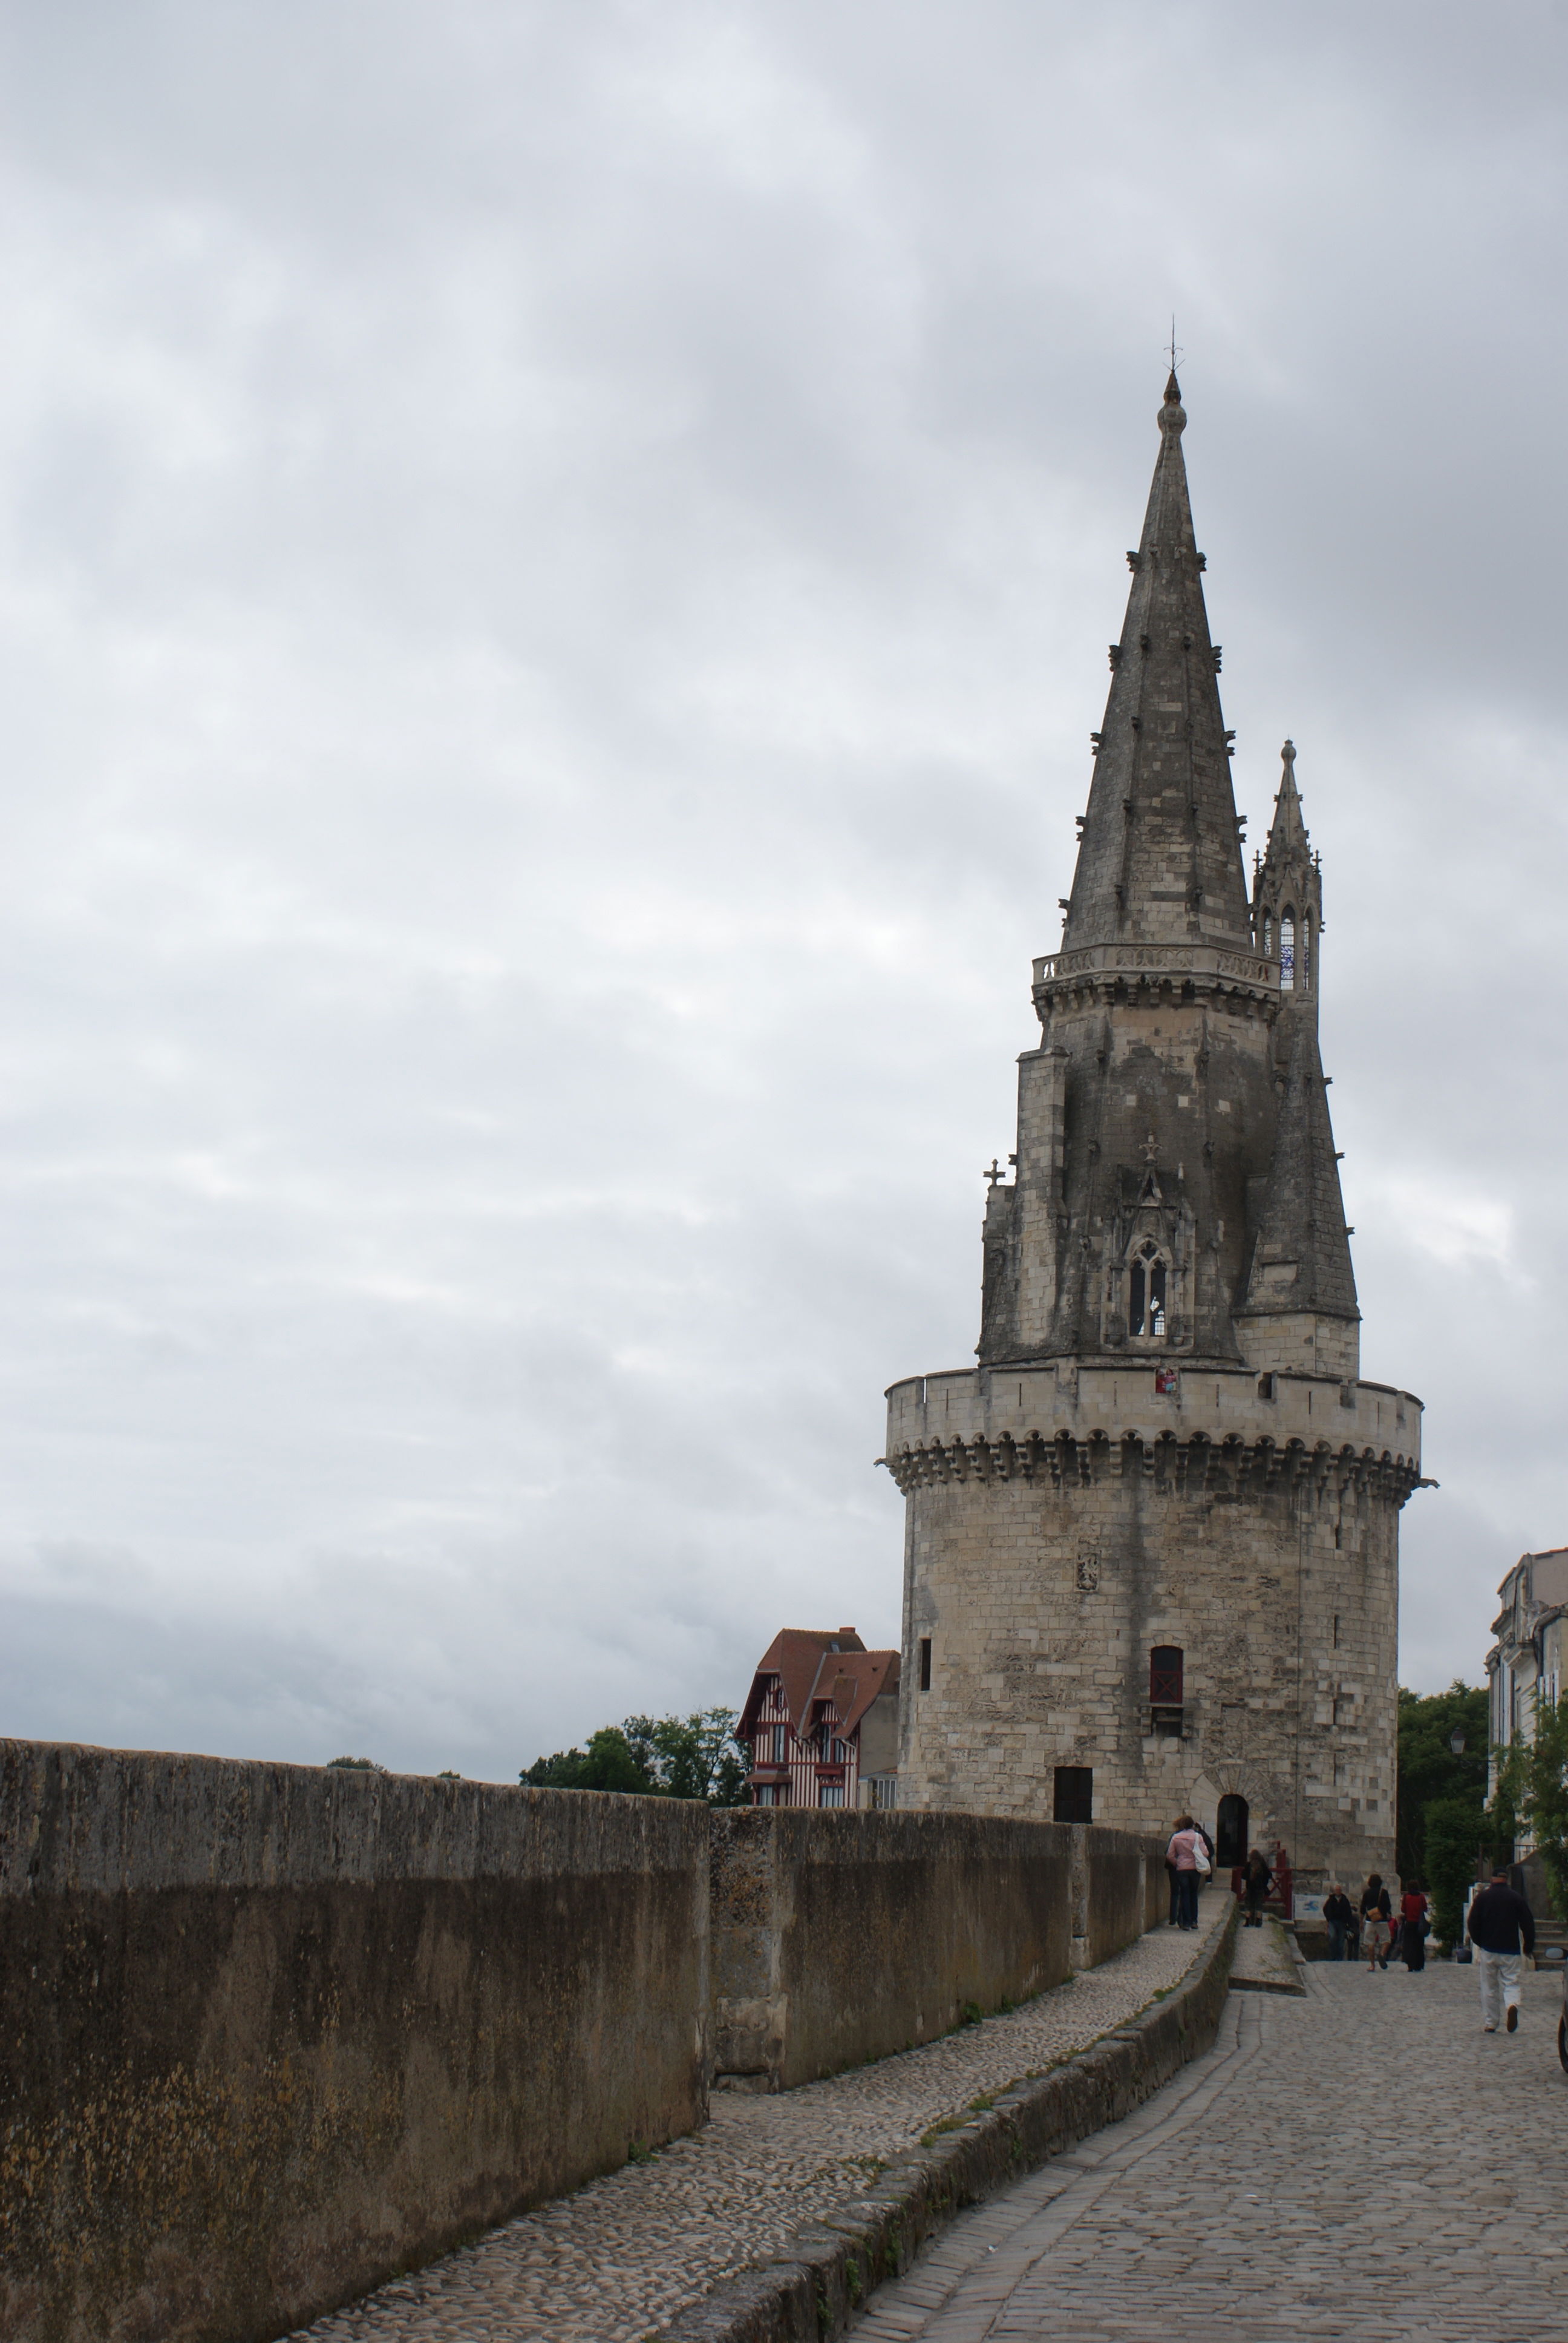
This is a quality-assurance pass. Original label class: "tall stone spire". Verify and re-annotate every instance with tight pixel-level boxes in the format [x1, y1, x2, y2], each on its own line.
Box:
[885, 365, 1422, 1899]
[1062, 373, 1252, 954]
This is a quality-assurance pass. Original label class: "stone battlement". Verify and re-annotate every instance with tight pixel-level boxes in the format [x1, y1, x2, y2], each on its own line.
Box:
[881, 1358, 1416, 1462]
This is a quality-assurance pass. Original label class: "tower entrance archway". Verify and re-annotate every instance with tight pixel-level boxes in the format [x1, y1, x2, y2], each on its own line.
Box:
[1216, 1794, 1249, 1870]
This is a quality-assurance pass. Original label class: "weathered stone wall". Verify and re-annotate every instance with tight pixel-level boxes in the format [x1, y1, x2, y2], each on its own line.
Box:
[710, 1810, 1164, 2091]
[1076, 1823, 1162, 1967]
[0, 1741, 710, 2343]
[889, 1365, 1414, 1887]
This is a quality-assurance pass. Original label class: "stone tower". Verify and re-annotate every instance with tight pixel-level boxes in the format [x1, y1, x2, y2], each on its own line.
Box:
[883, 373, 1423, 1889]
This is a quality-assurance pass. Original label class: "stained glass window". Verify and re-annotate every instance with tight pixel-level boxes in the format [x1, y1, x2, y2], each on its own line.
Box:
[1280, 913, 1295, 990]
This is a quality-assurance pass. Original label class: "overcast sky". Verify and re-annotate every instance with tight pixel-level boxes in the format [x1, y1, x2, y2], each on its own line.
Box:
[1, 2, 1563, 1780]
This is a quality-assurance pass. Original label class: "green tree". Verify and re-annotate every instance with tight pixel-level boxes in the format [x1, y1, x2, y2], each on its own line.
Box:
[521, 1726, 656, 1794]
[521, 1709, 748, 1804]
[327, 1755, 388, 1772]
[1423, 1792, 1486, 1950]
[1395, 1681, 1488, 1881]
[626, 1709, 750, 1806]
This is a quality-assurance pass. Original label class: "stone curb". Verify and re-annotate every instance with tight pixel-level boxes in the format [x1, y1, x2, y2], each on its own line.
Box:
[656, 1901, 1240, 2343]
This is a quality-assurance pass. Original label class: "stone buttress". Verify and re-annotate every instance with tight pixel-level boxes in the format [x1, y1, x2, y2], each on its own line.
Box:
[883, 375, 1423, 1890]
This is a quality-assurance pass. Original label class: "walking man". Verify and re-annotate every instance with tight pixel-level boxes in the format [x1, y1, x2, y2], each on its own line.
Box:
[1467, 1867, 1536, 2033]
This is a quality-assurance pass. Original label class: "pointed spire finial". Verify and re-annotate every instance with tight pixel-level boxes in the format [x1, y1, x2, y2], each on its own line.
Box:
[1162, 317, 1184, 421]
[1281, 738, 1296, 772]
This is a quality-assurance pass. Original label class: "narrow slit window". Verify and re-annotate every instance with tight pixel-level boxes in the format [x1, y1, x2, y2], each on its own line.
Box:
[1279, 913, 1296, 990]
[918, 1637, 932, 1691]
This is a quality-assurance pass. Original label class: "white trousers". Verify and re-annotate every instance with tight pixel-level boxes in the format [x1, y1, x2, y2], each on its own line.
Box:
[1475, 1945, 1523, 2027]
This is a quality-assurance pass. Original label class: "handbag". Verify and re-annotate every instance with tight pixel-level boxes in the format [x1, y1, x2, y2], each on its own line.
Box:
[1193, 1838, 1212, 1876]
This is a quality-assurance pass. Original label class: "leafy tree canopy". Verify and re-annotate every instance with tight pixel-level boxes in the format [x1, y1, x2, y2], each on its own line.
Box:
[521, 1709, 748, 1805]
[327, 1755, 388, 1772]
[1395, 1681, 1489, 1880]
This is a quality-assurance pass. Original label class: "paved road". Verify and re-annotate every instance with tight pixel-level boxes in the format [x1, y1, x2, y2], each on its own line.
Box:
[853, 1957, 1567, 2343]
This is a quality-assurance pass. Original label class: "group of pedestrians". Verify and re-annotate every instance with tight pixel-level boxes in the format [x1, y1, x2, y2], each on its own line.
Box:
[1166, 1821, 1541, 2037]
[1322, 1873, 1431, 1970]
[1267, 1853, 1540, 2036]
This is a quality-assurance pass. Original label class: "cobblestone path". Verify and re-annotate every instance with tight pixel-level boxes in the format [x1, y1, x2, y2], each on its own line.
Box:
[853, 1956, 1568, 2343]
[288, 1904, 1223, 2343]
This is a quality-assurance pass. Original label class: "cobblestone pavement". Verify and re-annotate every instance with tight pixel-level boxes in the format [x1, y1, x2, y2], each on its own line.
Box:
[853, 1956, 1568, 2343]
[1227, 1914, 1302, 1993]
[288, 1902, 1224, 2343]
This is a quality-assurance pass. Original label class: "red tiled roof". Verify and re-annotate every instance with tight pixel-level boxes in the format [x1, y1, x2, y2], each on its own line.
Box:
[737, 1628, 898, 1739]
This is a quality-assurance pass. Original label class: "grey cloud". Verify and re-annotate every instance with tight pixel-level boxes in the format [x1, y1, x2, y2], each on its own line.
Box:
[0, 1, 1561, 1775]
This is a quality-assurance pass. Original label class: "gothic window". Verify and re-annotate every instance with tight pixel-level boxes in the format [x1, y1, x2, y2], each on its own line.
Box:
[1128, 1240, 1167, 1338]
[1279, 912, 1296, 990]
[1298, 919, 1310, 989]
[1262, 913, 1273, 957]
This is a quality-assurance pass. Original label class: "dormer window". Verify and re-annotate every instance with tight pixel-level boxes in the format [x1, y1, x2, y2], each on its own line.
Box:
[1128, 1240, 1167, 1338]
[1279, 913, 1296, 990]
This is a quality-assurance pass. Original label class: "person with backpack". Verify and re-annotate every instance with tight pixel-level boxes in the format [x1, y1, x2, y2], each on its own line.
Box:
[1360, 1873, 1393, 1970]
[1166, 1814, 1205, 1930]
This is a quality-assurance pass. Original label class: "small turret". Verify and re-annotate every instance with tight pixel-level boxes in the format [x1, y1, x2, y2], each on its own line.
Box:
[1252, 740, 1322, 1007]
[1238, 742, 1359, 1377]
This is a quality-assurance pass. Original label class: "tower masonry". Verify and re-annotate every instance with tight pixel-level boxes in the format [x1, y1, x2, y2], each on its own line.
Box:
[883, 374, 1424, 1887]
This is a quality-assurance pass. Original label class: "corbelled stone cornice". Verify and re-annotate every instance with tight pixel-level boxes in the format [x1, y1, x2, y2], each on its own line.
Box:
[880, 1427, 1424, 1509]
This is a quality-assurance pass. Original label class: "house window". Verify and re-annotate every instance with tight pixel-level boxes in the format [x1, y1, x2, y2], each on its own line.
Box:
[753, 1783, 782, 1807]
[772, 1723, 788, 1762]
[1053, 1766, 1093, 1824]
[1128, 1242, 1166, 1338]
[1279, 913, 1295, 990]
[818, 1781, 844, 1808]
[919, 1637, 932, 1691]
[830, 1737, 849, 1764]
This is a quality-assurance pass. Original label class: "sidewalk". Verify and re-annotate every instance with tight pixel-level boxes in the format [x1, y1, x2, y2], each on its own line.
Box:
[288, 1895, 1231, 2343]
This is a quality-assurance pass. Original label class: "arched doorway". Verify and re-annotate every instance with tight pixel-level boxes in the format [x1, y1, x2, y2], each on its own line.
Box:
[1216, 1793, 1249, 1870]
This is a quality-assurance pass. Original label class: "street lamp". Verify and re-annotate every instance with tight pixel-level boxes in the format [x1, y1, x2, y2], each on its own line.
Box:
[1450, 1729, 1466, 1757]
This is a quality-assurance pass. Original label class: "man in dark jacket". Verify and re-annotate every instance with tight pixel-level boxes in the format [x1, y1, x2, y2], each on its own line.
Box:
[1466, 1869, 1536, 2034]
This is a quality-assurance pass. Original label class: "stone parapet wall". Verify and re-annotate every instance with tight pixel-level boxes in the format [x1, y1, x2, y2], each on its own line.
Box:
[0, 1740, 710, 2343]
[710, 1809, 1165, 2091]
[0, 1743, 1171, 2343]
